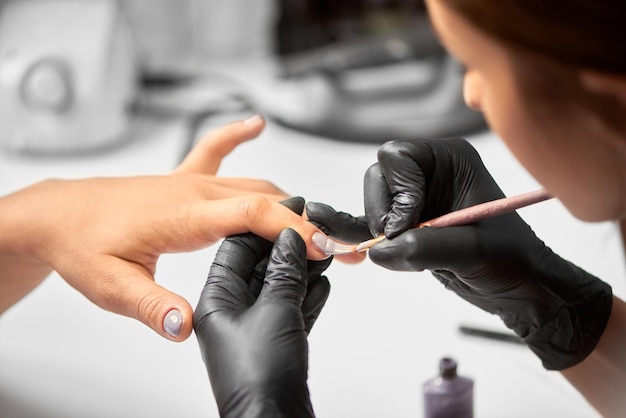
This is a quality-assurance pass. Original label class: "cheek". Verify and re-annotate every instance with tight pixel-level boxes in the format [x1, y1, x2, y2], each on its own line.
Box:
[479, 86, 559, 191]
[479, 83, 534, 160]
[483, 92, 621, 221]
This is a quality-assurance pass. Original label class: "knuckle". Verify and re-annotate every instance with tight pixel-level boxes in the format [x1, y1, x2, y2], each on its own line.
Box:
[257, 178, 280, 191]
[364, 162, 381, 178]
[377, 140, 399, 160]
[238, 195, 274, 222]
[379, 139, 402, 153]
[137, 291, 165, 325]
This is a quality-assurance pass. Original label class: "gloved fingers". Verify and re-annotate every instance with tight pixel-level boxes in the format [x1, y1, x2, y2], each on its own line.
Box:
[374, 140, 436, 238]
[194, 234, 270, 328]
[363, 163, 394, 237]
[302, 274, 331, 334]
[175, 116, 265, 175]
[305, 201, 372, 243]
[257, 228, 309, 309]
[195, 196, 307, 322]
[301, 256, 333, 332]
[431, 269, 473, 293]
[192, 233, 272, 373]
[281, 196, 306, 217]
[242, 196, 306, 296]
[210, 233, 273, 288]
[368, 225, 481, 272]
[195, 269, 259, 320]
[199, 194, 305, 298]
[306, 254, 333, 279]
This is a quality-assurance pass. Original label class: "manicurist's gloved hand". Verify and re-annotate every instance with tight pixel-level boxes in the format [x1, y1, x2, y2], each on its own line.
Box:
[193, 201, 332, 417]
[309, 138, 612, 371]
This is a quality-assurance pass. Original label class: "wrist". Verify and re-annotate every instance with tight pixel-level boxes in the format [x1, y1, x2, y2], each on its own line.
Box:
[0, 185, 40, 258]
[0, 186, 53, 312]
[221, 394, 315, 418]
[216, 381, 315, 418]
[518, 254, 613, 370]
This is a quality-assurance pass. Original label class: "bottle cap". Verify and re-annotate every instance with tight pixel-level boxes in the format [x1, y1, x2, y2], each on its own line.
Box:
[439, 357, 458, 378]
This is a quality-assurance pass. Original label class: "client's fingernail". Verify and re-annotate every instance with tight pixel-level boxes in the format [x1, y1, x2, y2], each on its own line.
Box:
[312, 232, 327, 253]
[163, 309, 183, 337]
[244, 115, 263, 125]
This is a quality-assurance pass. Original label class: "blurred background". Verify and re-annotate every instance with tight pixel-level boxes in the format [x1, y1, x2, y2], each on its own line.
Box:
[0, 1, 621, 418]
[0, 0, 484, 156]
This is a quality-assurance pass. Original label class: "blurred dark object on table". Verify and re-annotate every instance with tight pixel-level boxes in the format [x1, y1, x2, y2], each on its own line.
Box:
[276, 0, 437, 76]
[269, 0, 486, 142]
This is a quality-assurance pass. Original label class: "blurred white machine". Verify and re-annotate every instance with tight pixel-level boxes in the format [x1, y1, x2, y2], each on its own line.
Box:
[0, 0, 137, 154]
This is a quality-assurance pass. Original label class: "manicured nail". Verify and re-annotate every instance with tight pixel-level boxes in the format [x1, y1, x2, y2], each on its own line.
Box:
[312, 232, 327, 252]
[163, 309, 183, 337]
[244, 115, 263, 125]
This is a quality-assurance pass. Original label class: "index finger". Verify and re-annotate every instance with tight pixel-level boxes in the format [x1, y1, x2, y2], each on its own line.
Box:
[184, 195, 329, 261]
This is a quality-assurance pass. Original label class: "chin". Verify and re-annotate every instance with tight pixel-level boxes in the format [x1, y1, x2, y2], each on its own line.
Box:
[562, 198, 622, 223]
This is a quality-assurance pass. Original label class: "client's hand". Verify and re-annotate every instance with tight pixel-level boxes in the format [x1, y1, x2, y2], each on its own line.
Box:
[194, 223, 331, 418]
[0, 117, 327, 342]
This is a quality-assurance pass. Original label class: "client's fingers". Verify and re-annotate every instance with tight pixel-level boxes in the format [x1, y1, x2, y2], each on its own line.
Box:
[73, 257, 194, 342]
[183, 195, 328, 260]
[176, 116, 266, 175]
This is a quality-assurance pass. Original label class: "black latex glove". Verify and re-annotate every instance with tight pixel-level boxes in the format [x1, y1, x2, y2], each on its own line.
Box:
[308, 138, 612, 371]
[306, 202, 372, 245]
[193, 198, 332, 418]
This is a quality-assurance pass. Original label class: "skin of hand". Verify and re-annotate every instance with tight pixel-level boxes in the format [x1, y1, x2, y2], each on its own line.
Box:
[0, 116, 328, 341]
[193, 224, 331, 418]
[309, 138, 613, 371]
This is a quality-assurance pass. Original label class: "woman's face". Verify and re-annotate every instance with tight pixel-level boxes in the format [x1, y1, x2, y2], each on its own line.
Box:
[425, 0, 626, 222]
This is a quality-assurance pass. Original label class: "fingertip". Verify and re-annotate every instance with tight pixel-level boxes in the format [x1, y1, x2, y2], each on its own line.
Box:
[304, 201, 335, 220]
[176, 116, 266, 174]
[280, 196, 305, 215]
[236, 115, 265, 140]
[163, 309, 184, 338]
[302, 275, 331, 334]
[276, 227, 306, 252]
[133, 288, 193, 341]
[90, 260, 194, 342]
[243, 114, 265, 127]
[334, 252, 366, 264]
[306, 232, 333, 261]
[383, 222, 403, 239]
[279, 214, 330, 262]
[260, 228, 309, 305]
[161, 303, 194, 342]
[224, 114, 266, 143]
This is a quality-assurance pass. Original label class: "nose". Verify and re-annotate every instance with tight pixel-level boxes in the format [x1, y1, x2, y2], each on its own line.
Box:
[463, 71, 482, 111]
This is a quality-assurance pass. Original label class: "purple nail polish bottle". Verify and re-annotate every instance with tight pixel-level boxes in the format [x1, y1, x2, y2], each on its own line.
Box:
[423, 357, 474, 418]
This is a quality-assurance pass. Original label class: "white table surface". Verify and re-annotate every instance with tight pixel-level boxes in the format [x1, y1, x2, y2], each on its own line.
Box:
[1, 93, 624, 418]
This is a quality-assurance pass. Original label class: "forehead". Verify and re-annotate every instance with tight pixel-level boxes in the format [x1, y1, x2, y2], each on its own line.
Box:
[424, 0, 506, 63]
[425, 0, 474, 48]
